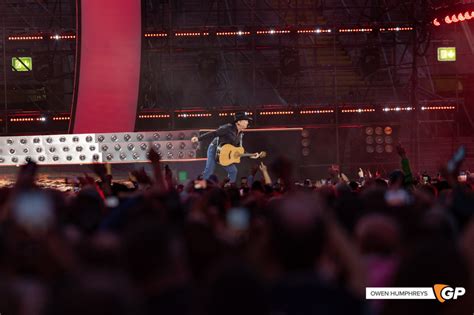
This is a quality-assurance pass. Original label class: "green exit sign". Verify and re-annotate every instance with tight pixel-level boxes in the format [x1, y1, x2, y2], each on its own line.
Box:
[437, 47, 456, 62]
[12, 57, 32, 71]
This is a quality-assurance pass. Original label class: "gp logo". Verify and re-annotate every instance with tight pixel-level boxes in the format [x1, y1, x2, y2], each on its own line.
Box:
[433, 284, 466, 303]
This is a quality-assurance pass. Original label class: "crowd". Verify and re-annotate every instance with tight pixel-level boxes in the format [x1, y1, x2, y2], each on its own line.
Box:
[0, 144, 472, 315]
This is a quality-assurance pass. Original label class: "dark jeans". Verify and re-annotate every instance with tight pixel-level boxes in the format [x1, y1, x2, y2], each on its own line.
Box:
[202, 143, 238, 183]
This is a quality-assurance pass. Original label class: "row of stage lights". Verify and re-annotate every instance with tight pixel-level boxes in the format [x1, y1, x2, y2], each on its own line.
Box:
[5, 106, 456, 123]
[433, 11, 474, 26]
[7, 26, 414, 41]
[137, 106, 457, 119]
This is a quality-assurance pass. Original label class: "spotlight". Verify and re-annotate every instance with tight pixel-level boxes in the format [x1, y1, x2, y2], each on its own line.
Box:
[366, 136, 374, 145]
[114, 144, 121, 151]
[60, 137, 66, 142]
[86, 136, 93, 142]
[140, 143, 148, 151]
[63, 146, 70, 152]
[365, 127, 374, 135]
[166, 142, 173, 150]
[127, 144, 135, 151]
[76, 146, 83, 152]
[72, 136, 79, 142]
[80, 155, 86, 161]
[89, 145, 96, 151]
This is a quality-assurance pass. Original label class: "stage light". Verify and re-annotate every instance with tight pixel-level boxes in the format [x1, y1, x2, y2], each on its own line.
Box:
[166, 142, 173, 150]
[301, 148, 311, 156]
[375, 135, 384, 145]
[52, 156, 59, 162]
[12, 157, 19, 163]
[124, 134, 131, 141]
[33, 138, 40, 143]
[106, 154, 113, 161]
[178, 152, 185, 159]
[167, 152, 174, 159]
[111, 135, 118, 142]
[120, 153, 127, 160]
[20, 139, 27, 144]
[140, 143, 148, 151]
[93, 154, 100, 161]
[434, 18, 441, 26]
[75, 146, 83, 152]
[46, 137, 53, 143]
[366, 136, 374, 145]
[66, 156, 73, 161]
[385, 136, 393, 144]
[49, 147, 56, 153]
[188, 151, 195, 158]
[384, 126, 393, 135]
[102, 145, 109, 151]
[38, 156, 45, 162]
[365, 127, 374, 135]
[438, 47, 456, 62]
[375, 145, 384, 153]
[7, 139, 13, 145]
[153, 143, 161, 150]
[72, 136, 79, 142]
[300, 109, 334, 114]
[9, 149, 15, 154]
[86, 136, 93, 142]
[137, 134, 144, 141]
[133, 153, 140, 160]
[167, 133, 173, 140]
[62, 146, 70, 152]
[127, 144, 135, 151]
[80, 155, 86, 161]
[23, 148, 29, 154]
[59, 137, 66, 142]
[180, 142, 186, 149]
[153, 133, 160, 140]
[114, 144, 121, 151]
[98, 135, 105, 142]
[342, 108, 375, 113]
[36, 147, 42, 153]
[89, 146, 96, 151]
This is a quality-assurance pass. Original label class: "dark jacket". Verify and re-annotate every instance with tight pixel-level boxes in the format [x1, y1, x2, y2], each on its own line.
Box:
[198, 123, 243, 147]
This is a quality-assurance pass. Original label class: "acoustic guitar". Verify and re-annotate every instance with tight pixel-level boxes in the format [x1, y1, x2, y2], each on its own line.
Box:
[217, 144, 267, 166]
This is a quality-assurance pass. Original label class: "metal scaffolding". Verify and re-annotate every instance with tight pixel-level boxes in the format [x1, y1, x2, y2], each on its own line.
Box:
[0, 0, 76, 134]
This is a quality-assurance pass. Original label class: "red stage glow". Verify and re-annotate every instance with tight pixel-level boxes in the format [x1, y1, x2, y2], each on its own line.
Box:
[72, 0, 142, 133]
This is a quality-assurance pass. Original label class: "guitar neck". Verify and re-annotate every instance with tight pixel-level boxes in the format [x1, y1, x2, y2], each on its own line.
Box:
[240, 153, 254, 157]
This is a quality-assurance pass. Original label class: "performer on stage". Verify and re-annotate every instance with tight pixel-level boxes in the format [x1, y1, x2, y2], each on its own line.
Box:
[191, 112, 260, 183]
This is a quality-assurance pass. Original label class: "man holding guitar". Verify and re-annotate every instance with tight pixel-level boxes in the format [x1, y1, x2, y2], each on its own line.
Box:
[191, 112, 263, 184]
